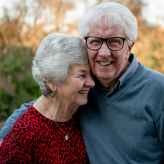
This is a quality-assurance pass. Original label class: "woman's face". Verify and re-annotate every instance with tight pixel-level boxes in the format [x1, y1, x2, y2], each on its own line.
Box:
[56, 64, 95, 107]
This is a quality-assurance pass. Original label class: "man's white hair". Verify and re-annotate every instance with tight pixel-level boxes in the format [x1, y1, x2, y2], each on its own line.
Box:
[78, 2, 138, 46]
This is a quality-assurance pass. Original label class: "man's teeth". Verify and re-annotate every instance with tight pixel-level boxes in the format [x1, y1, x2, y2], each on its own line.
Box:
[78, 91, 89, 94]
[99, 61, 112, 66]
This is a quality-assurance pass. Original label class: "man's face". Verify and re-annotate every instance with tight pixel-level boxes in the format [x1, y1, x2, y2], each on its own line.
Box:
[87, 25, 133, 90]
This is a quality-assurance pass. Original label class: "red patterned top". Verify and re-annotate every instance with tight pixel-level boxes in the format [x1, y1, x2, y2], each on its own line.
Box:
[0, 105, 90, 164]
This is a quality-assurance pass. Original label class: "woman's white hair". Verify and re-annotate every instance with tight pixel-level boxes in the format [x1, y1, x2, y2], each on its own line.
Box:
[32, 33, 88, 95]
[78, 2, 138, 46]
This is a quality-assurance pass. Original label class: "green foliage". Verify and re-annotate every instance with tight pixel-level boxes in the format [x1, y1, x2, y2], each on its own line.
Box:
[152, 43, 162, 51]
[0, 89, 14, 119]
[145, 55, 161, 70]
[0, 46, 32, 74]
[0, 45, 41, 120]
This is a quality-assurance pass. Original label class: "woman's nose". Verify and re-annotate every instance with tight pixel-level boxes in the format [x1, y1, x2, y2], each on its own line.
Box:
[85, 76, 95, 88]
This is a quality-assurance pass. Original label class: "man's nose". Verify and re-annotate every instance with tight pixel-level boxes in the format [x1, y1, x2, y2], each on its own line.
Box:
[98, 41, 111, 58]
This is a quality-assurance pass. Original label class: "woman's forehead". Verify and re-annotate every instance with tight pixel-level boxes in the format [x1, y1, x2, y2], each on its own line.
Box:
[69, 64, 90, 74]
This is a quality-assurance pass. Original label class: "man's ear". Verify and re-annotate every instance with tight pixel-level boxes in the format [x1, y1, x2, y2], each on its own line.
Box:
[129, 42, 135, 52]
[126, 42, 135, 60]
[45, 77, 57, 92]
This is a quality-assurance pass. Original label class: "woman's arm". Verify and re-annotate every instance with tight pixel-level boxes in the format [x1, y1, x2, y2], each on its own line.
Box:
[0, 98, 39, 142]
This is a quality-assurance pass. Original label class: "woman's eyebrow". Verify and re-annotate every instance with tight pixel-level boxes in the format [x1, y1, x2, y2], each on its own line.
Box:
[77, 69, 87, 73]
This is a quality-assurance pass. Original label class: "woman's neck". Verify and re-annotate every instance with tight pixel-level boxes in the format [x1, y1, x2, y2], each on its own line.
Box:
[33, 95, 79, 122]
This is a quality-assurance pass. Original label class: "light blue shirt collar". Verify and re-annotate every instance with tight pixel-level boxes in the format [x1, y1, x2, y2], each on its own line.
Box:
[118, 53, 139, 90]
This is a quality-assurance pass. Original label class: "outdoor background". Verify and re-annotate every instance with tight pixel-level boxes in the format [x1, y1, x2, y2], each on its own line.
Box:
[0, 0, 164, 125]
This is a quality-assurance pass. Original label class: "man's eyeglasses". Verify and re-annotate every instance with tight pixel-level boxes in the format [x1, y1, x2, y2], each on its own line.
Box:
[84, 36, 129, 51]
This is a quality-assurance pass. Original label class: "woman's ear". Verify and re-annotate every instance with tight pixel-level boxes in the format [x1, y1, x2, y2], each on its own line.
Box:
[45, 77, 57, 92]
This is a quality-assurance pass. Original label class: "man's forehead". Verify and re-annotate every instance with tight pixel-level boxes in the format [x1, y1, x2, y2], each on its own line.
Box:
[88, 24, 125, 37]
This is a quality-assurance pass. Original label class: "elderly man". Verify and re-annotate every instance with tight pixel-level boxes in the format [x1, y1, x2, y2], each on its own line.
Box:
[0, 2, 164, 164]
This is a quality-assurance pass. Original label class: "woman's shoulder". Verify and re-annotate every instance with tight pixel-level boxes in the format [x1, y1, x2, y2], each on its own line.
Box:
[12, 105, 52, 136]
[12, 105, 38, 133]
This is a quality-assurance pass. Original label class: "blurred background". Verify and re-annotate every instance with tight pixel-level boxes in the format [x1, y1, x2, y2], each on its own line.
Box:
[0, 0, 164, 121]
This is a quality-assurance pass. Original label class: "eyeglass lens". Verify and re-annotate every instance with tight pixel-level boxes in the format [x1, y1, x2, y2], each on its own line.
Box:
[86, 37, 124, 50]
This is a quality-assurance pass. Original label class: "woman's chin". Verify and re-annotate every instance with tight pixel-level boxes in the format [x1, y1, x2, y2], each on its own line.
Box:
[76, 100, 88, 106]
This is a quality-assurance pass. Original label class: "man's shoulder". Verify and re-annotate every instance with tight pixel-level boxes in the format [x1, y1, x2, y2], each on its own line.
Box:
[137, 63, 164, 80]
[142, 65, 164, 82]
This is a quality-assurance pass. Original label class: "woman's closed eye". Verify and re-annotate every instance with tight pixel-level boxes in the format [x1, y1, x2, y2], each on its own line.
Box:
[78, 74, 85, 78]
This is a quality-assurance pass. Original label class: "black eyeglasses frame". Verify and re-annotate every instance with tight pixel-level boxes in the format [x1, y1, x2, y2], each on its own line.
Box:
[84, 36, 129, 51]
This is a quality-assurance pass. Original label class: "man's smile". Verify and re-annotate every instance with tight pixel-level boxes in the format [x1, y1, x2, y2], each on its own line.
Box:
[98, 61, 113, 66]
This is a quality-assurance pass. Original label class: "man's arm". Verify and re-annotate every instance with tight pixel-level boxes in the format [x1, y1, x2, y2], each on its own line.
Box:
[0, 98, 39, 141]
[156, 108, 164, 149]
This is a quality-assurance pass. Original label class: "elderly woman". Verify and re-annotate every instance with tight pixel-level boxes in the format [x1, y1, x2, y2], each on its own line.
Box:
[0, 33, 94, 163]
